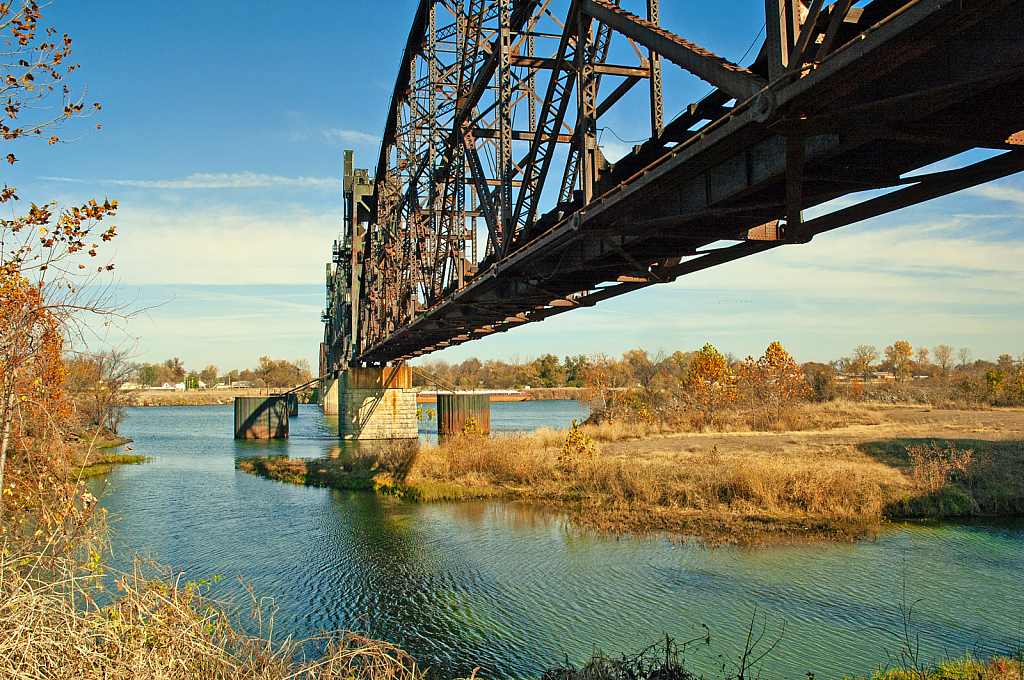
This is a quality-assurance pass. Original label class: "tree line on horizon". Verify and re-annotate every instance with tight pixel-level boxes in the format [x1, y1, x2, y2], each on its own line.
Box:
[414, 342, 1022, 391]
[132, 357, 313, 389]
[413, 341, 1024, 428]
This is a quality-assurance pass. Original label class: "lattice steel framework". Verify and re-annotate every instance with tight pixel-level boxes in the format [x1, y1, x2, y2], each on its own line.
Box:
[327, 0, 1024, 367]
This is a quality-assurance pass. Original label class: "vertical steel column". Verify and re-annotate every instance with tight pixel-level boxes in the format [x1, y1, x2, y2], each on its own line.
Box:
[528, 33, 536, 134]
[497, 0, 513, 255]
[575, 10, 597, 204]
[427, 3, 441, 299]
[647, 0, 663, 138]
[765, 0, 790, 81]
[765, 0, 804, 81]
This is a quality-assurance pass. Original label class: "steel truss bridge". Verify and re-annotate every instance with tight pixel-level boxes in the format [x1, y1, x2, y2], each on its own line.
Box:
[321, 0, 1024, 373]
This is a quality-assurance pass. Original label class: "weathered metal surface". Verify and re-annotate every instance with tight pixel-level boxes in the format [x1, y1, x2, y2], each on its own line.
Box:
[287, 394, 299, 417]
[321, 0, 1024, 366]
[437, 394, 491, 435]
[342, 365, 412, 390]
[234, 397, 289, 440]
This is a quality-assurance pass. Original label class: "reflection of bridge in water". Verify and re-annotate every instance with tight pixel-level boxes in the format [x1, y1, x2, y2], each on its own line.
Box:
[317, 0, 1024, 434]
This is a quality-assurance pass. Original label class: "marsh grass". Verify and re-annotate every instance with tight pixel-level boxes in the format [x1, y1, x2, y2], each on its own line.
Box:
[237, 405, 1024, 538]
[866, 654, 1024, 680]
[402, 429, 911, 537]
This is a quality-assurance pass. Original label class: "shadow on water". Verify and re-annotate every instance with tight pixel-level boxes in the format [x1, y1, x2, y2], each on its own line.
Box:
[91, 405, 1024, 680]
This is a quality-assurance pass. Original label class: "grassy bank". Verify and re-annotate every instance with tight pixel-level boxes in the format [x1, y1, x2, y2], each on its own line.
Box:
[0, 549, 425, 679]
[68, 429, 149, 478]
[238, 427, 902, 541]
[237, 404, 1024, 542]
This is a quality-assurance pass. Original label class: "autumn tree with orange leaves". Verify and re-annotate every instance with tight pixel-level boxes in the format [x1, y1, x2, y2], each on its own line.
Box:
[685, 343, 736, 427]
[737, 342, 809, 429]
[1, 0, 122, 534]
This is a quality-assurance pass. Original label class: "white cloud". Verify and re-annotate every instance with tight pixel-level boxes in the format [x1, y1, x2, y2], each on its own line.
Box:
[321, 128, 380, 145]
[40, 172, 344, 190]
[598, 138, 632, 164]
[110, 202, 344, 286]
[969, 183, 1024, 205]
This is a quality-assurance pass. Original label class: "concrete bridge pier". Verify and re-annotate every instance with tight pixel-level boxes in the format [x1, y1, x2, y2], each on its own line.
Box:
[319, 377, 339, 415]
[337, 365, 417, 440]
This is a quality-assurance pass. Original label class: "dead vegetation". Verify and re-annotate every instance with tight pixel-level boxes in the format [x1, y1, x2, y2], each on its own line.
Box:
[236, 404, 1024, 542]
[404, 427, 909, 540]
[1, 536, 427, 680]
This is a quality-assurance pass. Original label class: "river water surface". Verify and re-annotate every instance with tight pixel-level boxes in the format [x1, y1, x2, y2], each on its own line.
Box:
[93, 404, 1024, 679]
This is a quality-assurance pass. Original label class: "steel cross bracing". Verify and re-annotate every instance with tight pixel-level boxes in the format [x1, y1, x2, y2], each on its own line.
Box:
[322, 0, 1024, 370]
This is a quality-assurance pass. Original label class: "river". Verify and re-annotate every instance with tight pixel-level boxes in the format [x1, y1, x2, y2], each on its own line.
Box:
[91, 404, 1024, 679]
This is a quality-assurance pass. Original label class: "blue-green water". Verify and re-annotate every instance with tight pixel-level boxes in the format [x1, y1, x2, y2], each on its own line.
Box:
[93, 404, 1024, 679]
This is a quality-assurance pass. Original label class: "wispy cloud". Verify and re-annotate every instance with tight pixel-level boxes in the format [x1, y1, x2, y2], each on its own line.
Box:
[321, 128, 379, 145]
[40, 172, 344, 190]
[969, 183, 1024, 206]
[110, 202, 344, 286]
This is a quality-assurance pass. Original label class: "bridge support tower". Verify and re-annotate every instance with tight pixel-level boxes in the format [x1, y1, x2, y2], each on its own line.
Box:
[337, 365, 417, 440]
[319, 377, 339, 415]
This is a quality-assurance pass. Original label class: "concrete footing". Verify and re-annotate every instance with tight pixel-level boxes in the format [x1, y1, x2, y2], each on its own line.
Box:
[319, 377, 339, 415]
[337, 366, 417, 440]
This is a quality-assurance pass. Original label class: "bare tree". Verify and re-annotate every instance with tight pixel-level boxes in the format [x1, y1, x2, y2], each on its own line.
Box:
[850, 345, 879, 379]
[957, 347, 974, 370]
[932, 344, 953, 372]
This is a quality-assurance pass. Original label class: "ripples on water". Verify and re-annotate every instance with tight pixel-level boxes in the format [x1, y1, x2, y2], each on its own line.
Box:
[92, 405, 1024, 679]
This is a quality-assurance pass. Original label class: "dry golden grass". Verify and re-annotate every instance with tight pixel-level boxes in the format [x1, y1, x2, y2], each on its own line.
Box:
[235, 403, 1024, 540]
[403, 422, 913, 539]
[0, 548, 425, 680]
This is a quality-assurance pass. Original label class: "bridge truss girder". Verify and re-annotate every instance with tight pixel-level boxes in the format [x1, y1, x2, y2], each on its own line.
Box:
[343, 0, 1024, 365]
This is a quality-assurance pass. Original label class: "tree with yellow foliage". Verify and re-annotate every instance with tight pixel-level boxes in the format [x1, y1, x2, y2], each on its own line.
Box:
[685, 343, 736, 427]
[885, 340, 914, 382]
[737, 341, 808, 429]
[1, 0, 121, 531]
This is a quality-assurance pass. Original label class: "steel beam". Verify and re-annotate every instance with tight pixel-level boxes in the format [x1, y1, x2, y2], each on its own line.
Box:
[580, 0, 767, 101]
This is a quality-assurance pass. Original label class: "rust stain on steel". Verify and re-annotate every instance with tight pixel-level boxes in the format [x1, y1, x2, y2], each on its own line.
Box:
[234, 397, 289, 439]
[437, 394, 491, 435]
[346, 365, 412, 390]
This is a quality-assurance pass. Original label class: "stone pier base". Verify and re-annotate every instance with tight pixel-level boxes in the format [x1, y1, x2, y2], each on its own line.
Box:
[338, 366, 417, 440]
[319, 377, 339, 415]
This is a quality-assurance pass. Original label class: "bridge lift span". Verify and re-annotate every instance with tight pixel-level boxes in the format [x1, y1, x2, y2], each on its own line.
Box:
[321, 0, 1024, 377]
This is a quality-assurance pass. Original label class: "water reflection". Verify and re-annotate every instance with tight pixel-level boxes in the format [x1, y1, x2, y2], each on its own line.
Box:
[92, 405, 1024, 680]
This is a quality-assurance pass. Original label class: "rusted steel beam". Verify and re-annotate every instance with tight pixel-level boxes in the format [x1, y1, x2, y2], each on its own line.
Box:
[341, 0, 1024, 366]
[795, 151, 1024, 240]
[580, 0, 767, 101]
[471, 128, 574, 142]
[509, 55, 649, 76]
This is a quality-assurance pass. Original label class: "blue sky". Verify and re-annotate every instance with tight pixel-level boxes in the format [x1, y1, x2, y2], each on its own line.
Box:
[7, 0, 1023, 374]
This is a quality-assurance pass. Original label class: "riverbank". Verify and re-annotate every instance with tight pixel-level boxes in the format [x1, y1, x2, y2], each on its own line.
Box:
[237, 403, 1024, 542]
[67, 429, 147, 478]
[131, 386, 585, 407]
[130, 387, 301, 406]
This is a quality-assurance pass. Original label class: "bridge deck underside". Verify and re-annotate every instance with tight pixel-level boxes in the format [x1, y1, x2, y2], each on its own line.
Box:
[358, 0, 1024, 364]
